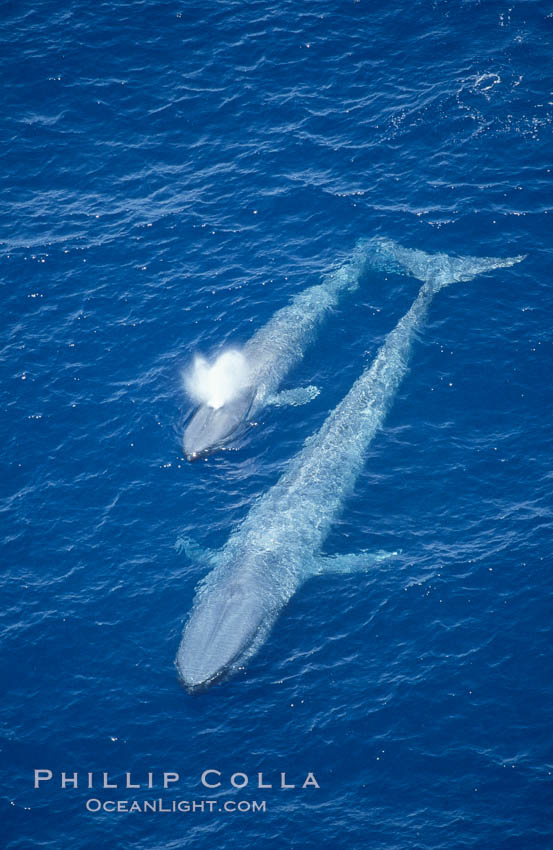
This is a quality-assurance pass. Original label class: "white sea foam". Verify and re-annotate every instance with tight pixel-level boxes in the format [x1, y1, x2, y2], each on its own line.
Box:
[184, 349, 251, 410]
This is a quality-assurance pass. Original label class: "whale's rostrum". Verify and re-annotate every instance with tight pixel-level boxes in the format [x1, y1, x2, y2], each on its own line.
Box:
[176, 238, 525, 690]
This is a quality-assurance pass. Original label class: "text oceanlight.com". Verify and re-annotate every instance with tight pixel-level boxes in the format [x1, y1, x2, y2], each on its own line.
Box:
[85, 798, 267, 813]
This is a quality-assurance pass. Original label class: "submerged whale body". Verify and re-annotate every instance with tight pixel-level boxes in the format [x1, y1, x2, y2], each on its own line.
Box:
[176, 238, 525, 690]
[181, 241, 374, 460]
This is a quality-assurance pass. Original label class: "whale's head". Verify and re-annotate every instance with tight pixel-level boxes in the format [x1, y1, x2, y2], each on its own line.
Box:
[182, 387, 255, 461]
[176, 574, 269, 692]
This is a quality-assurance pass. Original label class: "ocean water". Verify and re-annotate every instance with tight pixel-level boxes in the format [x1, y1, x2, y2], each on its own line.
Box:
[2, 1, 552, 847]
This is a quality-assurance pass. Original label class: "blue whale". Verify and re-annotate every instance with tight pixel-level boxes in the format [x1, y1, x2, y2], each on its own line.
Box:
[182, 242, 374, 460]
[176, 238, 524, 690]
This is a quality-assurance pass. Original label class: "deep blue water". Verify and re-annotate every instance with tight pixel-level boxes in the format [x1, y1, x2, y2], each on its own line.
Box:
[2, 1, 552, 847]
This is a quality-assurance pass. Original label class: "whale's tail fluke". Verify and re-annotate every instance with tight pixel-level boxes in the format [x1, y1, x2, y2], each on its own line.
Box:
[369, 237, 525, 293]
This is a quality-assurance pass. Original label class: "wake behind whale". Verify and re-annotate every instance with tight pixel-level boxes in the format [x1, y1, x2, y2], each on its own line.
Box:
[176, 238, 525, 691]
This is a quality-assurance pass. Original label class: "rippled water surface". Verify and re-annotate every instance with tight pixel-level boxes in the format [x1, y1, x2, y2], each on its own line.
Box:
[2, 1, 552, 847]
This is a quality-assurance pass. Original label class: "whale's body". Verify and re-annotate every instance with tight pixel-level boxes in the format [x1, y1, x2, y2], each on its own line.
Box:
[183, 242, 373, 459]
[176, 238, 524, 690]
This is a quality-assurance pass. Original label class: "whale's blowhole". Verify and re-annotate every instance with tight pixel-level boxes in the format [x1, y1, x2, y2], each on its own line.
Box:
[184, 348, 251, 411]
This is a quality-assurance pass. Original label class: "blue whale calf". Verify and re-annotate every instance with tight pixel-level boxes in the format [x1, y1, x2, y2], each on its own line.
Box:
[176, 238, 524, 690]
[182, 241, 374, 460]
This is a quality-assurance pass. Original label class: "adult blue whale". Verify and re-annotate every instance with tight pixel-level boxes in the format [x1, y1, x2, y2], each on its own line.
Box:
[182, 241, 374, 460]
[176, 238, 524, 690]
